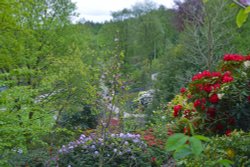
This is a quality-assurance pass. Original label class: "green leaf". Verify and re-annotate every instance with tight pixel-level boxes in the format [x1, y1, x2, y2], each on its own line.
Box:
[229, 3, 237, 8]
[189, 137, 203, 156]
[236, 9, 249, 28]
[217, 159, 234, 167]
[165, 133, 189, 151]
[193, 135, 210, 142]
[245, 6, 250, 14]
[173, 145, 192, 159]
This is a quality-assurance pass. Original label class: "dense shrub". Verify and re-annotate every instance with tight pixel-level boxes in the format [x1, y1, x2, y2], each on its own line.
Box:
[167, 54, 250, 135]
[175, 131, 250, 167]
[57, 132, 151, 166]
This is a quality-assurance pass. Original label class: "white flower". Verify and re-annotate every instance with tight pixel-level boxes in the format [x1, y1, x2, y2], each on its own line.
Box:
[119, 133, 125, 138]
[218, 93, 224, 100]
[244, 61, 250, 68]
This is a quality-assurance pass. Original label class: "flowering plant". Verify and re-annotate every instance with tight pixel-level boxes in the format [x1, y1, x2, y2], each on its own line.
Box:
[142, 128, 172, 166]
[57, 132, 151, 166]
[167, 54, 250, 135]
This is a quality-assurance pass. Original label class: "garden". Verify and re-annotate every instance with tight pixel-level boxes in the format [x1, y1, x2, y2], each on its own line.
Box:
[0, 0, 250, 166]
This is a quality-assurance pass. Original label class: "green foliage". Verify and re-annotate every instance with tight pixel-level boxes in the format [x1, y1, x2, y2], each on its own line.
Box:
[156, 0, 244, 104]
[165, 133, 189, 152]
[165, 133, 205, 160]
[236, 8, 249, 27]
[0, 0, 101, 165]
[177, 131, 250, 166]
[1, 0, 250, 165]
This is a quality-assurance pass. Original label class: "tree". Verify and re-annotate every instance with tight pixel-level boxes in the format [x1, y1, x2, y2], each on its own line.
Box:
[156, 0, 239, 102]
[0, 0, 101, 165]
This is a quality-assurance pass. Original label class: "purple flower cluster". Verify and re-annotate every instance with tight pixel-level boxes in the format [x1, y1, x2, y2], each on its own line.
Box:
[240, 0, 250, 6]
[59, 134, 92, 154]
[58, 132, 147, 157]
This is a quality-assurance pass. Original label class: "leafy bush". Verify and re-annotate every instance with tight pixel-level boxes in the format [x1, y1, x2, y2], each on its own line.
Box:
[57, 132, 151, 166]
[166, 54, 250, 135]
[142, 128, 172, 166]
[169, 131, 250, 167]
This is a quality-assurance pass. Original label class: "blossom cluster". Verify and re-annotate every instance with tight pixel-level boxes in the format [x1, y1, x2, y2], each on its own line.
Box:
[223, 54, 250, 62]
[191, 70, 233, 86]
[222, 54, 250, 71]
[143, 128, 164, 148]
[223, 54, 245, 62]
[240, 0, 250, 6]
[57, 131, 149, 167]
[173, 70, 234, 119]
[59, 132, 146, 156]
[169, 53, 250, 136]
[175, 69, 236, 133]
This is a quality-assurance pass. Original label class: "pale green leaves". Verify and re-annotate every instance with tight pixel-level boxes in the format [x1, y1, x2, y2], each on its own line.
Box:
[236, 9, 248, 27]
[236, 6, 250, 27]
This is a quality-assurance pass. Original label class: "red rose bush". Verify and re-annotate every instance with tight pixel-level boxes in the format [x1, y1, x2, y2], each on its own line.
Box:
[167, 54, 250, 135]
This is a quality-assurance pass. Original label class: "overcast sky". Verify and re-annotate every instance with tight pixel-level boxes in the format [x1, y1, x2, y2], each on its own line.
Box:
[71, 0, 176, 23]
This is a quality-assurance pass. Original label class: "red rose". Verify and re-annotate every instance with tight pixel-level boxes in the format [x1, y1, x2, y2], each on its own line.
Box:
[180, 87, 186, 93]
[173, 104, 182, 112]
[211, 72, 221, 77]
[173, 110, 178, 117]
[209, 94, 219, 103]
[223, 54, 245, 62]
[245, 55, 250, 60]
[222, 75, 234, 83]
[202, 70, 211, 78]
[192, 73, 203, 81]
[173, 104, 182, 117]
[194, 99, 201, 108]
[212, 83, 221, 90]
[203, 84, 212, 93]
[225, 129, 231, 136]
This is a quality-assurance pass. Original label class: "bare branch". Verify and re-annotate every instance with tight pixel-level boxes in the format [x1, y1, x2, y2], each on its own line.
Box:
[232, 0, 246, 8]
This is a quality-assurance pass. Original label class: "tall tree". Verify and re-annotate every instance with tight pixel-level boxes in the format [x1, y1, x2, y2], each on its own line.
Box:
[0, 1, 100, 165]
